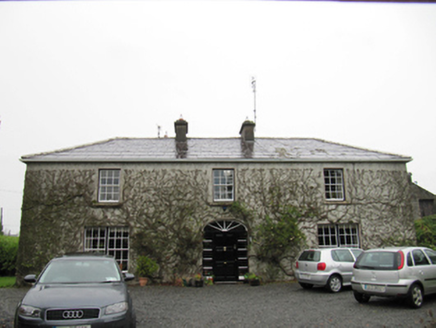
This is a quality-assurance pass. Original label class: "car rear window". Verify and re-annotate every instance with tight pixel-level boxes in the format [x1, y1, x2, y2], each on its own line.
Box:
[354, 251, 402, 270]
[298, 251, 321, 262]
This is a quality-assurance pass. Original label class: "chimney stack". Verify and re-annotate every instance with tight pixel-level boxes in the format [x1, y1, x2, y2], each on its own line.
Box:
[174, 118, 188, 158]
[174, 118, 188, 142]
[239, 120, 255, 158]
[239, 120, 255, 143]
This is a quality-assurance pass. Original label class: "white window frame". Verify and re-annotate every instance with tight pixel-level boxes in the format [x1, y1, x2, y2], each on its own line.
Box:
[84, 227, 129, 271]
[98, 169, 121, 203]
[213, 169, 235, 202]
[318, 223, 359, 248]
[323, 169, 345, 201]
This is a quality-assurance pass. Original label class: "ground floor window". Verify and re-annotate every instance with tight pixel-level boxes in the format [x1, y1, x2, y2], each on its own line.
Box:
[84, 227, 129, 270]
[318, 223, 359, 248]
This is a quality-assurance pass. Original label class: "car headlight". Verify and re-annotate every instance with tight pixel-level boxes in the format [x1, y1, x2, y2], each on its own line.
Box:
[18, 305, 42, 318]
[105, 301, 128, 315]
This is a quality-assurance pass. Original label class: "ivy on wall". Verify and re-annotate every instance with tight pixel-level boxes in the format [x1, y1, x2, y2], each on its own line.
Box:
[123, 169, 208, 282]
[230, 201, 307, 279]
[16, 163, 418, 285]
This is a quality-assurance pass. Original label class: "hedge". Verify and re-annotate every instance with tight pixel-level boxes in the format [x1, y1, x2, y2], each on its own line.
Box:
[0, 235, 19, 276]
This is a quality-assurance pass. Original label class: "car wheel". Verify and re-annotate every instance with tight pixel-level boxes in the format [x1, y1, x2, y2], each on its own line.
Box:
[354, 291, 371, 303]
[299, 282, 313, 289]
[408, 283, 423, 309]
[326, 275, 342, 293]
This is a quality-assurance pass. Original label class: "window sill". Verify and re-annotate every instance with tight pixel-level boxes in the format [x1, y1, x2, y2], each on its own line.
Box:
[324, 200, 349, 205]
[92, 201, 123, 208]
[209, 201, 234, 207]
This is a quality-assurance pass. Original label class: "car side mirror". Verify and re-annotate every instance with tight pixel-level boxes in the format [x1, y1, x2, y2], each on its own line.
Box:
[123, 273, 135, 282]
[24, 274, 37, 283]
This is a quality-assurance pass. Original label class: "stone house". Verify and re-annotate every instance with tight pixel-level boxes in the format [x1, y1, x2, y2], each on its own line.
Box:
[16, 119, 418, 284]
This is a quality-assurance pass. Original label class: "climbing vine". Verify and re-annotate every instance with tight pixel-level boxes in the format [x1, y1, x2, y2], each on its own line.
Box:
[16, 162, 417, 285]
[230, 200, 307, 279]
[254, 205, 306, 265]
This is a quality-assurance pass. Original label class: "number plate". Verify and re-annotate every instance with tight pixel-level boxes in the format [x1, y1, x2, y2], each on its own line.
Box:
[53, 326, 91, 328]
[363, 284, 386, 293]
[300, 273, 311, 280]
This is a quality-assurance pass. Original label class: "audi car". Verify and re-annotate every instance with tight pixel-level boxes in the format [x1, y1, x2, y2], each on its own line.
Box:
[15, 253, 136, 327]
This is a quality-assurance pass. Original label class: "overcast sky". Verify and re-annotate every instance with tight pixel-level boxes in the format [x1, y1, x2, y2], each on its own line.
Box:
[1, 1, 435, 234]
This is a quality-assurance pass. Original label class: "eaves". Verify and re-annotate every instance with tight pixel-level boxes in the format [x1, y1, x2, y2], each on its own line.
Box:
[21, 157, 413, 164]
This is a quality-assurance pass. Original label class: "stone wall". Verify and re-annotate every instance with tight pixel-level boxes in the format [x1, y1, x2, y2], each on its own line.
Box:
[16, 161, 417, 284]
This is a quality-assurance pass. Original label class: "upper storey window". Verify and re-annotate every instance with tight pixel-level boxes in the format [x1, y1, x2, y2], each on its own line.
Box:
[213, 169, 234, 202]
[324, 169, 344, 201]
[98, 169, 121, 202]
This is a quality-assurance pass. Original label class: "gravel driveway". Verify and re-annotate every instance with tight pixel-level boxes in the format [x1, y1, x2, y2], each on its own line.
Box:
[2, 282, 436, 328]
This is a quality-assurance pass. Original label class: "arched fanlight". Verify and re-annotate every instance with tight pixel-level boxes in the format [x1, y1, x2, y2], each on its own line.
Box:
[205, 220, 246, 232]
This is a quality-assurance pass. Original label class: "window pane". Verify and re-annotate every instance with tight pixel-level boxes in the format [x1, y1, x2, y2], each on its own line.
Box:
[337, 224, 359, 247]
[84, 227, 129, 271]
[84, 227, 106, 252]
[318, 223, 359, 248]
[213, 169, 234, 201]
[98, 169, 121, 202]
[107, 227, 129, 270]
[318, 224, 336, 247]
[323, 169, 345, 200]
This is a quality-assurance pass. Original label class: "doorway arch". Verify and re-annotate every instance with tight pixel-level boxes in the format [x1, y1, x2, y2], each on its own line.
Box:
[203, 220, 248, 282]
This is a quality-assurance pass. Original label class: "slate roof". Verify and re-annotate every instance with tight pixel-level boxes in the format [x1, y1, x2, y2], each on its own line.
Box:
[21, 137, 412, 163]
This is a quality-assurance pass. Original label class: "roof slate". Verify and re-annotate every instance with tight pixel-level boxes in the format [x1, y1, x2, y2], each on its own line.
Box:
[21, 137, 411, 163]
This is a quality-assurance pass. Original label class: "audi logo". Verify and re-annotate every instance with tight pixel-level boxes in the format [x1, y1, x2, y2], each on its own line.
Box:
[62, 310, 84, 319]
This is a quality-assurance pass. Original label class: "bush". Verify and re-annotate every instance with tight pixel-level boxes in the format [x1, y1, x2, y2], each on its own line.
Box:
[0, 235, 19, 276]
[254, 205, 306, 264]
[136, 256, 158, 278]
[415, 215, 436, 249]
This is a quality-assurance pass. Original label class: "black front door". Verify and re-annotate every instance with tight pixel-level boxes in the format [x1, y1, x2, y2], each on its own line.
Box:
[213, 231, 238, 281]
[203, 221, 248, 282]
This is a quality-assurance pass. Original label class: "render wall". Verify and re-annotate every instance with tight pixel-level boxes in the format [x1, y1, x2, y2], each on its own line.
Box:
[16, 161, 417, 284]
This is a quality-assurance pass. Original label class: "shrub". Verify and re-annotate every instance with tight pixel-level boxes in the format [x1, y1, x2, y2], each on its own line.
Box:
[136, 256, 158, 278]
[415, 215, 436, 249]
[254, 205, 306, 264]
[0, 235, 19, 276]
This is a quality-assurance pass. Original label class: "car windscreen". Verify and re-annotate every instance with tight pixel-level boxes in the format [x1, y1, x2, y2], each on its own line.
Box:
[354, 251, 401, 270]
[39, 259, 122, 283]
[298, 251, 321, 262]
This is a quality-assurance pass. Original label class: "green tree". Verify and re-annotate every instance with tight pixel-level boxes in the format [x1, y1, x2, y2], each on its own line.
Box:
[0, 235, 19, 276]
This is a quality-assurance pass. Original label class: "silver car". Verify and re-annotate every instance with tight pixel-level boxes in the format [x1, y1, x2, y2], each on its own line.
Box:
[295, 248, 363, 293]
[352, 247, 436, 308]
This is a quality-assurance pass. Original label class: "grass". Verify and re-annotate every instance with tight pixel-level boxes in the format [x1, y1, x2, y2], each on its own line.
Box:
[0, 276, 16, 288]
